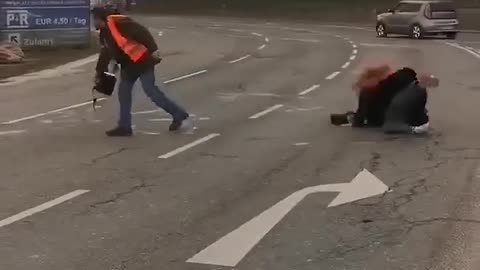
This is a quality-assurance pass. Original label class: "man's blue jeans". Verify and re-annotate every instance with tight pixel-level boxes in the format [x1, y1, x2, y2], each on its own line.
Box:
[117, 69, 188, 129]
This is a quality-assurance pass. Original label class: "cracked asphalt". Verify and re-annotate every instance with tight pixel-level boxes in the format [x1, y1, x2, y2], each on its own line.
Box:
[1, 15, 480, 270]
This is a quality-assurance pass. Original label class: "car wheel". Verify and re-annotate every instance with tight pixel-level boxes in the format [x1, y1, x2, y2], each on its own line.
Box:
[376, 23, 387, 37]
[411, 24, 423, 39]
[446, 32, 457, 40]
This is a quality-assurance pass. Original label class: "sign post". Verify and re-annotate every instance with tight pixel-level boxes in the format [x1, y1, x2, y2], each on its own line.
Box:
[0, 0, 91, 48]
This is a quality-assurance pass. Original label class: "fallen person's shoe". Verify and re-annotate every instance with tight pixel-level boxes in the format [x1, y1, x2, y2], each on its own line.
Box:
[412, 122, 430, 134]
[330, 112, 355, 126]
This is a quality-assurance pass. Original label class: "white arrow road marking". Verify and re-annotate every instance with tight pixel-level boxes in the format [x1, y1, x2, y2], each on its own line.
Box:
[187, 169, 388, 267]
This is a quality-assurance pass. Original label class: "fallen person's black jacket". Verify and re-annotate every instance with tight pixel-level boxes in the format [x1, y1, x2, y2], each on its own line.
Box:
[353, 67, 418, 127]
[95, 16, 158, 80]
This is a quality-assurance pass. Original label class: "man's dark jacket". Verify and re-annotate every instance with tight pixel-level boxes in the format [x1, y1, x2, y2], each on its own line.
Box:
[353, 67, 418, 127]
[96, 16, 158, 80]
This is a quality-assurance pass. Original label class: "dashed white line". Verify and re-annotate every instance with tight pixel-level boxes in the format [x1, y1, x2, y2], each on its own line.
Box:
[158, 133, 220, 159]
[280, 38, 320, 43]
[265, 37, 270, 43]
[352, 44, 357, 48]
[258, 44, 266, 50]
[2, 99, 106, 125]
[164, 70, 208, 84]
[350, 55, 357, 60]
[251, 32, 263, 37]
[335, 35, 342, 38]
[249, 104, 284, 119]
[341, 62, 351, 69]
[3, 69, 209, 125]
[298, 84, 321, 96]
[229, 55, 251, 64]
[0, 130, 26, 135]
[133, 109, 162, 115]
[353, 49, 358, 54]
[0, 190, 89, 228]
[348, 40, 354, 44]
[326, 71, 341, 80]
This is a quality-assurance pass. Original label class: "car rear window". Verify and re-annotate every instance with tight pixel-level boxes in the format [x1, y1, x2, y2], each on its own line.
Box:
[430, 2, 455, 12]
[428, 2, 457, 19]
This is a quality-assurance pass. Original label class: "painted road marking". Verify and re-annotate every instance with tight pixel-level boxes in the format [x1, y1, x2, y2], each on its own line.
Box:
[251, 32, 263, 37]
[258, 44, 266, 50]
[132, 109, 162, 115]
[298, 84, 320, 96]
[444, 42, 480, 59]
[280, 38, 320, 43]
[326, 71, 341, 80]
[187, 169, 388, 267]
[0, 190, 90, 228]
[353, 49, 358, 54]
[0, 130, 26, 135]
[158, 133, 220, 159]
[352, 44, 357, 48]
[248, 104, 284, 119]
[294, 142, 310, 146]
[2, 99, 106, 125]
[341, 62, 351, 69]
[1, 54, 99, 86]
[350, 55, 357, 60]
[3, 70, 208, 125]
[265, 37, 270, 43]
[229, 55, 251, 64]
[163, 70, 208, 84]
[360, 43, 411, 48]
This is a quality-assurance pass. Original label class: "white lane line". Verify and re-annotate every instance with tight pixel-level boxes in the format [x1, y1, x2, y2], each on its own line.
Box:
[0, 190, 89, 228]
[280, 38, 320, 43]
[294, 142, 310, 146]
[133, 109, 161, 115]
[352, 44, 357, 48]
[341, 62, 351, 69]
[348, 40, 354, 44]
[2, 99, 106, 125]
[350, 55, 357, 60]
[335, 35, 342, 38]
[353, 49, 358, 54]
[265, 37, 270, 43]
[0, 130, 26, 135]
[3, 69, 208, 125]
[444, 42, 480, 59]
[258, 44, 266, 50]
[249, 104, 284, 119]
[251, 32, 263, 37]
[298, 84, 320, 96]
[326, 71, 341, 80]
[158, 133, 220, 159]
[164, 70, 208, 84]
[229, 55, 251, 64]
[359, 43, 411, 48]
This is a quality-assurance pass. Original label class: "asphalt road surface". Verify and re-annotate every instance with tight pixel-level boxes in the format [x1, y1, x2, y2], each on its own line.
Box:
[2, 15, 480, 270]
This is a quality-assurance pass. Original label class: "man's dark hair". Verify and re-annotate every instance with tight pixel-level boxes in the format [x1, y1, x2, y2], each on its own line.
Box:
[91, 5, 119, 20]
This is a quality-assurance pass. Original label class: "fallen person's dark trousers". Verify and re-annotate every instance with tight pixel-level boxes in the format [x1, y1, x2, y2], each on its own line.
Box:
[383, 83, 429, 134]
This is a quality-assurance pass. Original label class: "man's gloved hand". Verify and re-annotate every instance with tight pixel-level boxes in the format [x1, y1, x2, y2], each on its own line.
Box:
[152, 50, 162, 64]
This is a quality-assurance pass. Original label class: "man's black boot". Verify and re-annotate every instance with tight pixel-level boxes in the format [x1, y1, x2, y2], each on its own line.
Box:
[106, 126, 133, 137]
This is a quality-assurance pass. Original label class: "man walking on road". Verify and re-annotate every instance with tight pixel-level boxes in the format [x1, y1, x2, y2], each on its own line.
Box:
[92, 6, 191, 137]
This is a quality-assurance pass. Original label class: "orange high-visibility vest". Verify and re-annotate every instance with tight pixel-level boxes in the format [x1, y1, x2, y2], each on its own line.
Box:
[107, 15, 148, 63]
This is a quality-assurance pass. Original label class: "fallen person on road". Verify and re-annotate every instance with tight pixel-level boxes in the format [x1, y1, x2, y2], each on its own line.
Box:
[92, 5, 191, 137]
[330, 65, 439, 134]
